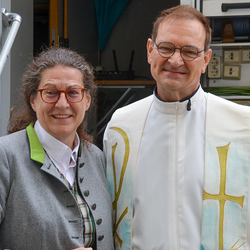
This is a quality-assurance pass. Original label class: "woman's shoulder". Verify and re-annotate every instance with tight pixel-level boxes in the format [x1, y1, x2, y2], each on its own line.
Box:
[82, 142, 103, 156]
[0, 129, 28, 148]
[80, 142, 105, 164]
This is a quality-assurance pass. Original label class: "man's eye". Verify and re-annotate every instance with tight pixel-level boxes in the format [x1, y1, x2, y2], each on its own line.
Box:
[159, 47, 172, 52]
[185, 50, 196, 55]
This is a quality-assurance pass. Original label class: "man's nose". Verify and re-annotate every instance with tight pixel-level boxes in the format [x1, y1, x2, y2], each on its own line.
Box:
[168, 49, 184, 66]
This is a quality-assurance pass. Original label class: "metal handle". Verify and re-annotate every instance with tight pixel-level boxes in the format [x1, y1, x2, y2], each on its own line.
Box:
[0, 8, 22, 75]
[221, 3, 250, 12]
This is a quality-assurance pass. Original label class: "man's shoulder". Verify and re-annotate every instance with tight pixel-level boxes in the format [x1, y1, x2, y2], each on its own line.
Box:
[105, 95, 153, 130]
[207, 92, 250, 112]
[113, 95, 153, 117]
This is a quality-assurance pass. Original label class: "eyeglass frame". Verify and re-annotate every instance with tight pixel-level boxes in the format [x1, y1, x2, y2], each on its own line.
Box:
[37, 88, 86, 104]
[154, 41, 205, 61]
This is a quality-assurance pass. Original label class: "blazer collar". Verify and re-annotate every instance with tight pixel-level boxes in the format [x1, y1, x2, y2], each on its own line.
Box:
[26, 123, 45, 164]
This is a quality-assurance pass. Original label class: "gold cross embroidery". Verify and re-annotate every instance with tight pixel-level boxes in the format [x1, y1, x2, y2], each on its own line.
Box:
[111, 127, 130, 248]
[230, 239, 246, 249]
[203, 143, 245, 250]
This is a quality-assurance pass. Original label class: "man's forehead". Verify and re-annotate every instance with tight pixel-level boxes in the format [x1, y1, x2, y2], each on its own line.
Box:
[157, 18, 204, 36]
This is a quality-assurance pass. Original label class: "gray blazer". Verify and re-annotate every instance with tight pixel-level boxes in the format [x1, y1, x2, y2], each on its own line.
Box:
[0, 128, 113, 250]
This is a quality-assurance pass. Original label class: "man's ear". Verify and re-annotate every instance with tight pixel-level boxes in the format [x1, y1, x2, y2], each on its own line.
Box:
[147, 38, 154, 64]
[202, 48, 212, 74]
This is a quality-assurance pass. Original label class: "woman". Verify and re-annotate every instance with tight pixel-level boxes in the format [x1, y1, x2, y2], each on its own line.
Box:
[0, 48, 113, 250]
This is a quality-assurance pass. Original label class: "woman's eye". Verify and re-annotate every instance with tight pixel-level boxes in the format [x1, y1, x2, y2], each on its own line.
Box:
[68, 89, 80, 95]
[45, 90, 58, 95]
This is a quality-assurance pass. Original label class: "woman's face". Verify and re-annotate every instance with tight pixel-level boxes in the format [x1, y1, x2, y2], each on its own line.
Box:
[30, 65, 91, 148]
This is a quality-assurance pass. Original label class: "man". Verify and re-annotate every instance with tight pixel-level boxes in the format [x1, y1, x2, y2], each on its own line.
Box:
[103, 5, 250, 250]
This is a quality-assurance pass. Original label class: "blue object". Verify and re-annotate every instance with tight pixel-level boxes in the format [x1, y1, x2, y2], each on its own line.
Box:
[95, 0, 131, 51]
[201, 244, 205, 250]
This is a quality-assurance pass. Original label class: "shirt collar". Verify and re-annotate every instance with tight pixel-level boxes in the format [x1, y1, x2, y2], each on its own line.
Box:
[34, 120, 80, 166]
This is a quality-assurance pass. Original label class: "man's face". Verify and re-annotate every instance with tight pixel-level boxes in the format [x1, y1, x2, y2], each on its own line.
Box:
[147, 18, 211, 102]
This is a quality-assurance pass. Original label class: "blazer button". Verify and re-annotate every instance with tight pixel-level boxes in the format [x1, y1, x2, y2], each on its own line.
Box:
[84, 190, 90, 197]
[80, 177, 84, 183]
[79, 162, 85, 168]
[91, 203, 96, 210]
[66, 204, 76, 208]
[98, 235, 104, 241]
[96, 218, 102, 225]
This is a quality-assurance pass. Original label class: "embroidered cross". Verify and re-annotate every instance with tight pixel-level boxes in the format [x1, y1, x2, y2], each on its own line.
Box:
[203, 143, 245, 250]
[111, 127, 130, 248]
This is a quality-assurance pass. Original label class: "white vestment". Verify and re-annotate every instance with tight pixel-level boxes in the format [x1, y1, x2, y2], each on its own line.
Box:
[103, 87, 250, 250]
[133, 87, 206, 249]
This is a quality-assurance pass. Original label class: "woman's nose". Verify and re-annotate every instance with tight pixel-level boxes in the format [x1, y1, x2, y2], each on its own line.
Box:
[55, 93, 70, 108]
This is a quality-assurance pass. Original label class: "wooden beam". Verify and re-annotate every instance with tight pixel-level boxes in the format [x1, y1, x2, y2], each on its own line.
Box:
[64, 0, 68, 39]
[49, 0, 59, 47]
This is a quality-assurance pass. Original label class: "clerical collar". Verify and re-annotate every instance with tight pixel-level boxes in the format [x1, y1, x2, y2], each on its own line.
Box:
[179, 86, 200, 111]
[153, 86, 205, 114]
[154, 85, 200, 111]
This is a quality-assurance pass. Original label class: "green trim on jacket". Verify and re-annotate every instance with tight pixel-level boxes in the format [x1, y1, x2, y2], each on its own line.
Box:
[26, 123, 45, 164]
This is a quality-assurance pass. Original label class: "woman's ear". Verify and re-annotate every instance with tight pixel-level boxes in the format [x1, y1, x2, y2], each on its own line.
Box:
[85, 93, 91, 111]
[30, 95, 36, 112]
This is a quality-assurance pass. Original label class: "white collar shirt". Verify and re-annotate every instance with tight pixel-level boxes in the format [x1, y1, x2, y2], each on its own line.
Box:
[34, 120, 79, 186]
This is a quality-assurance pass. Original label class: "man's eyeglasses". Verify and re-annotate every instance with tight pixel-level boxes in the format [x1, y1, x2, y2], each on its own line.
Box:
[154, 41, 205, 61]
[37, 88, 86, 104]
